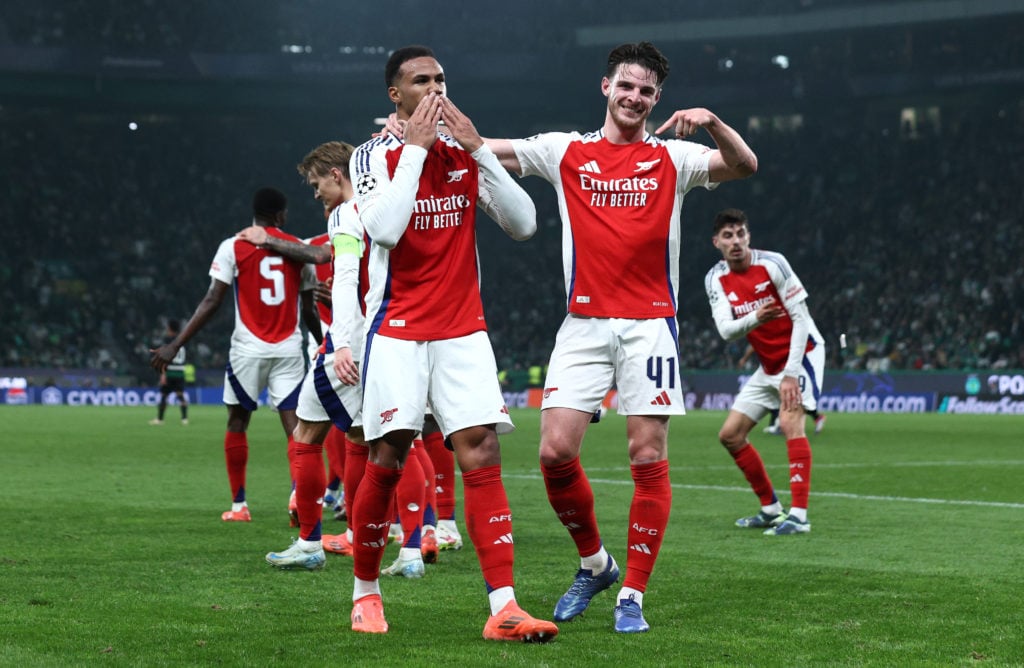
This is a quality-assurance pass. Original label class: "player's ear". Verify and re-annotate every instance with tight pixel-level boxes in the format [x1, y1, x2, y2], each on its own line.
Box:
[387, 86, 401, 105]
[600, 77, 611, 97]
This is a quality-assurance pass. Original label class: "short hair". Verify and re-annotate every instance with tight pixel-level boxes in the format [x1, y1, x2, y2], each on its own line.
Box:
[252, 186, 287, 220]
[385, 45, 435, 87]
[167, 319, 181, 332]
[296, 141, 355, 181]
[606, 42, 670, 87]
[713, 208, 748, 234]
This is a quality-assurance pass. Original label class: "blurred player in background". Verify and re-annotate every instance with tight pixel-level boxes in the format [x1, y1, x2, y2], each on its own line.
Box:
[149, 318, 189, 426]
[151, 187, 320, 522]
[705, 208, 824, 536]
[483, 41, 758, 633]
[347, 45, 556, 642]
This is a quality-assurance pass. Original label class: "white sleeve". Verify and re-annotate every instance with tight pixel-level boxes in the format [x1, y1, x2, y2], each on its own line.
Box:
[667, 139, 718, 193]
[328, 248, 361, 350]
[209, 238, 236, 285]
[705, 266, 759, 341]
[473, 143, 536, 241]
[784, 300, 811, 377]
[510, 132, 572, 180]
[355, 142, 427, 249]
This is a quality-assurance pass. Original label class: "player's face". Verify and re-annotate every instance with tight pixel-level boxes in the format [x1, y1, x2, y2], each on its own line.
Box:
[712, 223, 751, 266]
[602, 63, 661, 131]
[389, 57, 446, 119]
[307, 168, 345, 211]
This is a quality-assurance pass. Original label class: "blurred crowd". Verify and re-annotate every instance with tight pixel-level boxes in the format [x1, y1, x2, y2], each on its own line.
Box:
[3, 97, 1023, 383]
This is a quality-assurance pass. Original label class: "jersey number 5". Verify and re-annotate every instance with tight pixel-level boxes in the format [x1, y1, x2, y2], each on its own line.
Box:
[259, 256, 286, 306]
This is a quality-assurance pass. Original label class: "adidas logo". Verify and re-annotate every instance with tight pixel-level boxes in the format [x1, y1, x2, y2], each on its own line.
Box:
[790, 474, 805, 483]
[363, 539, 386, 548]
[629, 543, 652, 554]
[578, 160, 601, 173]
[727, 291, 739, 302]
[565, 522, 582, 530]
[497, 616, 525, 629]
[493, 533, 514, 545]
[650, 390, 671, 406]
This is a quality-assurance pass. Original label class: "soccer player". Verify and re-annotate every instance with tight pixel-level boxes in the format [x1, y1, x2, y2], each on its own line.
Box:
[704, 208, 824, 536]
[347, 45, 557, 642]
[254, 141, 371, 570]
[149, 319, 189, 426]
[150, 187, 320, 522]
[484, 42, 758, 632]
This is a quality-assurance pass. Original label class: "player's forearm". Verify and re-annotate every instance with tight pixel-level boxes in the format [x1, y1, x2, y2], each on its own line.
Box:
[474, 144, 536, 241]
[714, 309, 760, 341]
[328, 252, 361, 349]
[264, 236, 330, 264]
[300, 293, 323, 345]
[482, 138, 523, 175]
[360, 146, 426, 248]
[706, 117, 758, 176]
[783, 303, 811, 377]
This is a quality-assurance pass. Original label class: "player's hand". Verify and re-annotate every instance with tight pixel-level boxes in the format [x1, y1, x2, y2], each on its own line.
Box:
[439, 97, 483, 153]
[404, 93, 442, 150]
[149, 345, 177, 372]
[655, 108, 718, 138]
[375, 113, 406, 139]
[236, 225, 269, 247]
[755, 303, 786, 324]
[779, 375, 801, 412]
[333, 347, 359, 386]
[314, 278, 332, 307]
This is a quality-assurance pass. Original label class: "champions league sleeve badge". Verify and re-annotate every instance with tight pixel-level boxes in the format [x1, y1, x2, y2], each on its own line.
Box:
[356, 173, 378, 196]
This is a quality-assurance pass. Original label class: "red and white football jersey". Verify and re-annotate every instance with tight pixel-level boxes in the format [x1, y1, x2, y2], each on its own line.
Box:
[512, 130, 715, 318]
[353, 133, 486, 341]
[705, 249, 823, 376]
[209, 227, 317, 357]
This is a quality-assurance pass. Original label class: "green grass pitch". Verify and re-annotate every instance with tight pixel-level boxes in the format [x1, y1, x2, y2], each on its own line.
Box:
[1, 406, 1022, 666]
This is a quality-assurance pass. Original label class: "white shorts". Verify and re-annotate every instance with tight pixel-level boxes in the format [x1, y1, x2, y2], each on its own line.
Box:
[361, 331, 514, 441]
[295, 350, 363, 430]
[223, 350, 305, 411]
[732, 342, 826, 422]
[542, 315, 686, 416]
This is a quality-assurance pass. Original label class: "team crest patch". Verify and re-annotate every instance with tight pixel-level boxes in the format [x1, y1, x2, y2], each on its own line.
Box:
[356, 173, 378, 196]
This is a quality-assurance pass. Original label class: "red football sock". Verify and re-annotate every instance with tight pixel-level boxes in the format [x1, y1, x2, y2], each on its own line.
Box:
[395, 447, 425, 549]
[324, 427, 346, 484]
[731, 443, 776, 506]
[286, 436, 298, 489]
[344, 437, 368, 529]
[461, 465, 514, 592]
[423, 431, 455, 520]
[351, 461, 402, 581]
[224, 431, 248, 503]
[412, 442, 437, 528]
[541, 456, 602, 558]
[786, 437, 812, 510]
[293, 440, 325, 541]
[623, 460, 672, 592]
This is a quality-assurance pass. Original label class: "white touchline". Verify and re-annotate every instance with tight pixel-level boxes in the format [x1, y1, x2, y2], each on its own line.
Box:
[501, 473, 1024, 510]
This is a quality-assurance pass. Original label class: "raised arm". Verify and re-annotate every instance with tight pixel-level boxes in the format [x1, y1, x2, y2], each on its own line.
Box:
[357, 95, 440, 248]
[656, 108, 758, 183]
[436, 97, 535, 240]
